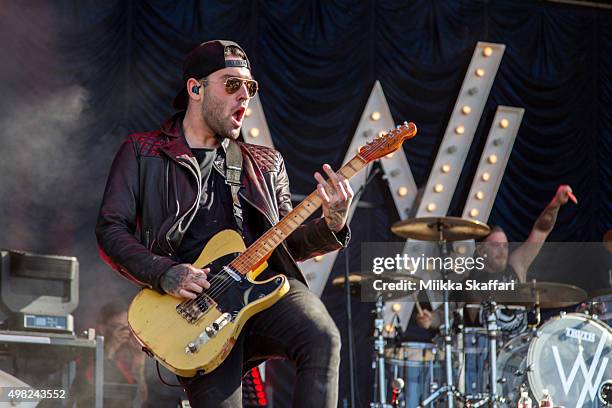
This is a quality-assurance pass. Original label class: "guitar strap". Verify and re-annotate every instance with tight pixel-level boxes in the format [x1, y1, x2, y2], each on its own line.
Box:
[225, 138, 243, 234]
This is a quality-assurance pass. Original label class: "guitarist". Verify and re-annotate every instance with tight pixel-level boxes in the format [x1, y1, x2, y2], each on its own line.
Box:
[96, 40, 353, 407]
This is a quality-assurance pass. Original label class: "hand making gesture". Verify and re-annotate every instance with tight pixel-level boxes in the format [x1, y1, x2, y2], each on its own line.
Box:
[314, 164, 354, 233]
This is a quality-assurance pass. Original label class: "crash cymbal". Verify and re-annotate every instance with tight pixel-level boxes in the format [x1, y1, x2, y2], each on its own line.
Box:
[332, 272, 421, 300]
[457, 280, 588, 308]
[391, 216, 490, 241]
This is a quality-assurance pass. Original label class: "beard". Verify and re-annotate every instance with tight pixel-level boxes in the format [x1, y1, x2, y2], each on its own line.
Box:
[200, 91, 241, 140]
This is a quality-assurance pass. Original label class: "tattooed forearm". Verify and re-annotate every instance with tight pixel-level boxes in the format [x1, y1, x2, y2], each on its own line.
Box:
[534, 203, 560, 232]
[326, 202, 348, 232]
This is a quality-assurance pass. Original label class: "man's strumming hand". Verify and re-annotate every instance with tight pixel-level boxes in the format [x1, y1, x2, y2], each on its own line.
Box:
[160, 264, 210, 299]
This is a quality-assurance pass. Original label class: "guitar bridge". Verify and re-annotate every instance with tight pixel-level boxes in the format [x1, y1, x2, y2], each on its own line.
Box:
[176, 295, 214, 324]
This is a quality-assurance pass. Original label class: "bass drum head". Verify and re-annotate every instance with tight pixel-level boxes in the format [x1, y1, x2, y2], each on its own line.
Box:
[496, 331, 532, 405]
[527, 313, 612, 407]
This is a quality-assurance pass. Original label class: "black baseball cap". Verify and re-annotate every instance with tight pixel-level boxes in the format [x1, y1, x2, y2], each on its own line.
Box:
[173, 40, 251, 109]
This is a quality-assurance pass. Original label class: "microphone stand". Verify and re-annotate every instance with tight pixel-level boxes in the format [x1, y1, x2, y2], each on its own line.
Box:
[343, 165, 381, 408]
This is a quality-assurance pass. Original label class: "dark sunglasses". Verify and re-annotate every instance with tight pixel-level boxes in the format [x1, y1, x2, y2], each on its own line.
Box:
[202, 76, 259, 98]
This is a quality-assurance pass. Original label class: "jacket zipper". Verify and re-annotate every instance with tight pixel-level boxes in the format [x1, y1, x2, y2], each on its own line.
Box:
[165, 155, 202, 255]
[164, 160, 170, 215]
[144, 228, 151, 249]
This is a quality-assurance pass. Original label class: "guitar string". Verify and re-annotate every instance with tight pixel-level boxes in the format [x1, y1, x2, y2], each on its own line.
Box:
[176, 131, 406, 312]
[179, 222, 291, 310]
[178, 139, 392, 311]
[179, 144, 385, 311]
[187, 149, 376, 306]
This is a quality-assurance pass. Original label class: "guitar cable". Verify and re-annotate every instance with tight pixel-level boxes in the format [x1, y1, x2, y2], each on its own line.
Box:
[156, 360, 184, 387]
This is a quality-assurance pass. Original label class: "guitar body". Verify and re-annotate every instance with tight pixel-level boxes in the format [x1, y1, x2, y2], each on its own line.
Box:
[128, 229, 289, 377]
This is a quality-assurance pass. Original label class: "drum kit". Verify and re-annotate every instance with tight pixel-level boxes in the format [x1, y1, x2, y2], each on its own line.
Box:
[333, 216, 612, 408]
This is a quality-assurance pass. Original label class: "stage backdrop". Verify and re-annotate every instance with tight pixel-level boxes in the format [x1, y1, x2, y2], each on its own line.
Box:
[0, 1, 610, 407]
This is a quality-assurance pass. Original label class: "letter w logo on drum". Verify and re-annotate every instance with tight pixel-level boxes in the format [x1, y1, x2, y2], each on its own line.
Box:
[552, 335, 609, 407]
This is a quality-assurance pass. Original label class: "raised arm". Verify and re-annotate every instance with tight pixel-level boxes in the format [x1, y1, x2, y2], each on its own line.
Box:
[509, 184, 575, 281]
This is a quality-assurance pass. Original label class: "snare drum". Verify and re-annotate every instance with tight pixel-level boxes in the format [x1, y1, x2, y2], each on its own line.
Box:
[385, 342, 443, 407]
[497, 313, 612, 407]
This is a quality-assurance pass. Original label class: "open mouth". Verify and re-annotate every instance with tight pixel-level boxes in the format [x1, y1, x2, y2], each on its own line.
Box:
[231, 107, 246, 126]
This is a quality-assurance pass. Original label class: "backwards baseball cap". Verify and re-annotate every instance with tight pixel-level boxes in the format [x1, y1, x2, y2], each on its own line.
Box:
[173, 40, 251, 109]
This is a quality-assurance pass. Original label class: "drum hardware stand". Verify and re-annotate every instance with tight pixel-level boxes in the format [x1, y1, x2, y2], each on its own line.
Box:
[346, 165, 380, 408]
[388, 217, 492, 408]
[418, 225, 464, 408]
[371, 295, 393, 408]
[344, 244, 357, 408]
[473, 300, 506, 407]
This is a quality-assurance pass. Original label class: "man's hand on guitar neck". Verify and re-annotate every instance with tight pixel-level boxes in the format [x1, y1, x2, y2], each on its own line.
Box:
[314, 164, 354, 233]
[160, 264, 211, 299]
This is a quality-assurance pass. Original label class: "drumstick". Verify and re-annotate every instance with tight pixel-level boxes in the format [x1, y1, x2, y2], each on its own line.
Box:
[568, 191, 578, 204]
[412, 292, 424, 315]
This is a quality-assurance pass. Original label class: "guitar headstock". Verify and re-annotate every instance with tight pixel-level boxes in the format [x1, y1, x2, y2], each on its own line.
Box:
[358, 122, 417, 163]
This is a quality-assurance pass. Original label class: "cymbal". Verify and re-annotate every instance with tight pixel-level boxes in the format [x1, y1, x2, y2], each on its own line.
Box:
[457, 281, 588, 308]
[332, 273, 421, 300]
[332, 273, 361, 287]
[391, 216, 491, 241]
[518, 281, 587, 308]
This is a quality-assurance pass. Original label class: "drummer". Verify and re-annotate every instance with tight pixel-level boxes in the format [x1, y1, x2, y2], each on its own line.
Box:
[416, 184, 576, 330]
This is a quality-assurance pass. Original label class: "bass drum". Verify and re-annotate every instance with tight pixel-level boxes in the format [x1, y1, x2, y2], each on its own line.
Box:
[496, 330, 533, 404]
[497, 313, 612, 407]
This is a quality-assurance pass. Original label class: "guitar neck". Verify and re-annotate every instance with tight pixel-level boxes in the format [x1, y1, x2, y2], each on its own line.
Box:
[229, 155, 368, 274]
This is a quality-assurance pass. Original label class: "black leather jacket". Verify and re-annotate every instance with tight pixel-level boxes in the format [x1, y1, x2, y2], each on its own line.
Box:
[95, 112, 350, 292]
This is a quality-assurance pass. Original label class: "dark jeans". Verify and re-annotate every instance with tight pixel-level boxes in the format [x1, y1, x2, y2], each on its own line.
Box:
[179, 278, 341, 408]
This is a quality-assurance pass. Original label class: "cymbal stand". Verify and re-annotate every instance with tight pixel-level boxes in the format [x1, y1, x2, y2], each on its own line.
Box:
[464, 300, 508, 407]
[371, 295, 392, 408]
[484, 301, 501, 407]
[419, 223, 462, 407]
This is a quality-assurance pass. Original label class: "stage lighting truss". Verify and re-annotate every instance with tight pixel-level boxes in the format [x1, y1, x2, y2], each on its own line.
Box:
[241, 96, 274, 147]
[385, 42, 515, 326]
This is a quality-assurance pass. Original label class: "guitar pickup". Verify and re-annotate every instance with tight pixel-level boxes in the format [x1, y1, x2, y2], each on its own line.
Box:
[177, 295, 214, 324]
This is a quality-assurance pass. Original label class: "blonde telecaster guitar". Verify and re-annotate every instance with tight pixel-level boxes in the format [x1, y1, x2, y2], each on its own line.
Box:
[128, 122, 417, 376]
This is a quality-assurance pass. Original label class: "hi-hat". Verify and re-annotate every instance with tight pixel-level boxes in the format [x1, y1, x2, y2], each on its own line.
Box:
[391, 216, 490, 241]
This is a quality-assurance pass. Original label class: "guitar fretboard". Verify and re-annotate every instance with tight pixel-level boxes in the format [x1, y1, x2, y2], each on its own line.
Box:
[229, 155, 366, 274]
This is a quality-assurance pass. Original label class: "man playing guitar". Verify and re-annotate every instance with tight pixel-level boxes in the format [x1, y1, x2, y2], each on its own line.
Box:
[96, 40, 353, 408]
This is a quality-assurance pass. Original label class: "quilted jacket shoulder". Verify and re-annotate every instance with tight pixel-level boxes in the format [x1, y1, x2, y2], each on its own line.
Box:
[239, 142, 282, 173]
[128, 130, 166, 157]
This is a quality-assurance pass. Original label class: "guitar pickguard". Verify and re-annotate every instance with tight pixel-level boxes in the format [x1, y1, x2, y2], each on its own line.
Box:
[203, 253, 283, 320]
